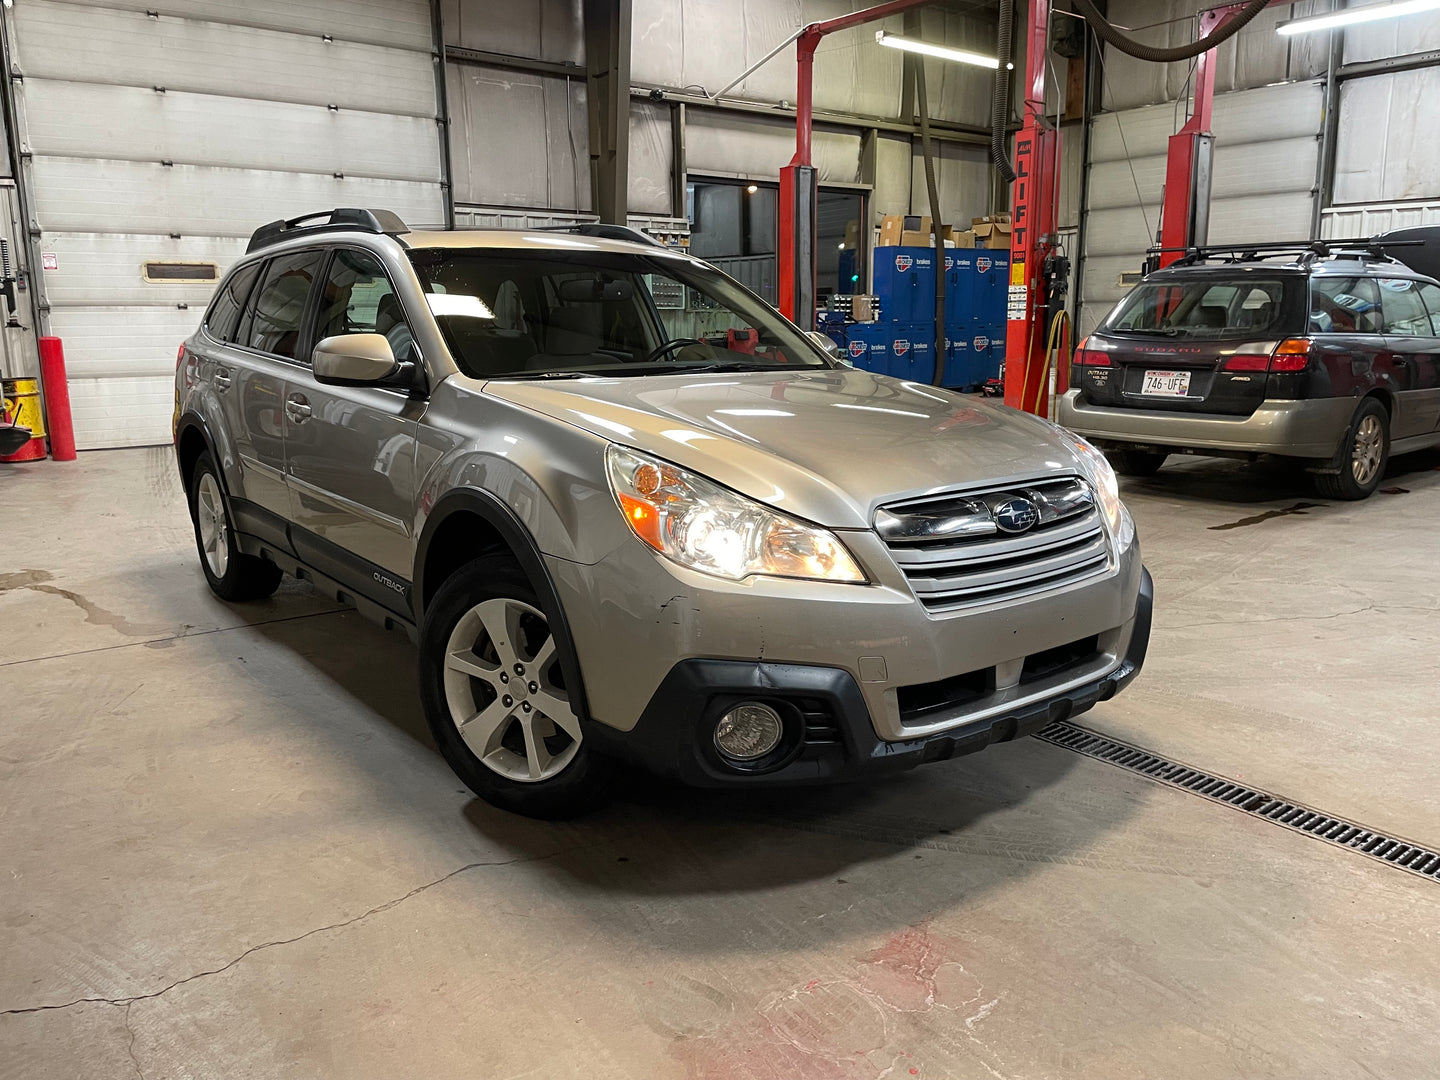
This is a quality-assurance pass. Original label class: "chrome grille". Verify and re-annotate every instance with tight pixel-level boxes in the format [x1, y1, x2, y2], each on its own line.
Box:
[878, 477, 1111, 611]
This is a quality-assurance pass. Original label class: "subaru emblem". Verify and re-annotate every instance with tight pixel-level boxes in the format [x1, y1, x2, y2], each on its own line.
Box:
[993, 497, 1039, 534]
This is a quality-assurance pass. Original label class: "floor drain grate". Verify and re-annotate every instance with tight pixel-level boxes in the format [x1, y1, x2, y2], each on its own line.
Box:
[1035, 720, 1440, 883]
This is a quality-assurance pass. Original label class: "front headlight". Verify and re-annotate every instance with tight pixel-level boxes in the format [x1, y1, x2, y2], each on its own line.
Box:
[1063, 431, 1135, 549]
[605, 446, 867, 583]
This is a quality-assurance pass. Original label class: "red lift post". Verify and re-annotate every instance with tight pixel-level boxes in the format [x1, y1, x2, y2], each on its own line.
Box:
[778, 0, 932, 330]
[1002, 0, 1059, 416]
[1157, 3, 1255, 268]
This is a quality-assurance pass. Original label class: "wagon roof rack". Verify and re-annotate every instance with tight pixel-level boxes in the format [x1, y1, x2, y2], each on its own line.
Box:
[1154, 236, 1422, 270]
[538, 223, 663, 247]
[247, 208, 410, 252]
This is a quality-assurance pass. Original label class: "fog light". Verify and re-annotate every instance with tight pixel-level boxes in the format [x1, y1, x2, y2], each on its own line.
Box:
[714, 702, 783, 761]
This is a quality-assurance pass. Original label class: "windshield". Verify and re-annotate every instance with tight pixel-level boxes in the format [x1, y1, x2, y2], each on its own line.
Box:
[1104, 277, 1296, 339]
[406, 247, 832, 379]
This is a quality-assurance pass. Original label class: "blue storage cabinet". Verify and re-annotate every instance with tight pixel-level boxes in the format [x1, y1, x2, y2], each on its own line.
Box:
[872, 247, 938, 324]
[889, 325, 935, 383]
[939, 250, 1008, 388]
[844, 323, 893, 376]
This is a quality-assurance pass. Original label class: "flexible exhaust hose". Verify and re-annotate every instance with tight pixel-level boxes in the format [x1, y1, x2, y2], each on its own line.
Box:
[1071, 0, 1272, 63]
[913, 58, 948, 386]
[991, 0, 1015, 183]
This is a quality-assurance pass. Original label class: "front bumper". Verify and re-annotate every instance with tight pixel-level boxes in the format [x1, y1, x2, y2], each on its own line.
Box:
[1057, 390, 1353, 459]
[584, 567, 1153, 787]
[550, 517, 1144, 745]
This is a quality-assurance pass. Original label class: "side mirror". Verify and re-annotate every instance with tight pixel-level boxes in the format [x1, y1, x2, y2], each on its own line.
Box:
[312, 333, 400, 386]
[806, 330, 844, 361]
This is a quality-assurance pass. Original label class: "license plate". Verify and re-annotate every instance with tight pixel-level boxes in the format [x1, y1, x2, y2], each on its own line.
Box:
[1141, 370, 1191, 397]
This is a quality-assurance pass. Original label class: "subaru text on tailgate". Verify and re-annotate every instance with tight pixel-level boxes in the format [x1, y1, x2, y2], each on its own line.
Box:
[174, 208, 1152, 818]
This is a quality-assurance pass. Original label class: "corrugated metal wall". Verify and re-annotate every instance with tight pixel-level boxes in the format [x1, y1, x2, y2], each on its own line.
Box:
[1078, 0, 1440, 334]
[445, 1, 999, 233]
[9, 0, 443, 449]
[1078, 0, 1330, 335]
[1082, 81, 1324, 335]
[1332, 1, 1440, 204]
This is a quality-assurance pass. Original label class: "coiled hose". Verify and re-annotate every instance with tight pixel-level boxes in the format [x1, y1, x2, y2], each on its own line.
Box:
[1071, 0, 1273, 63]
[990, 0, 1015, 183]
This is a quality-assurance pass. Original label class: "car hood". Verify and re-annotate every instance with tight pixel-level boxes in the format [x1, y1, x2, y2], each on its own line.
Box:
[484, 368, 1087, 529]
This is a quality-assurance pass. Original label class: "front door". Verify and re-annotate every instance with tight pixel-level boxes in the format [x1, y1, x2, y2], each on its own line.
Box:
[284, 247, 423, 601]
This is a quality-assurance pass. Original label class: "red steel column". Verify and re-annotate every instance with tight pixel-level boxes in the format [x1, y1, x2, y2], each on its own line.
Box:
[1003, 0, 1058, 416]
[1158, 4, 1245, 267]
[38, 336, 77, 461]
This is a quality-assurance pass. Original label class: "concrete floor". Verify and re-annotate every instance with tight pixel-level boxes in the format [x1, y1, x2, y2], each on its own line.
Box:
[2, 444, 1438, 1079]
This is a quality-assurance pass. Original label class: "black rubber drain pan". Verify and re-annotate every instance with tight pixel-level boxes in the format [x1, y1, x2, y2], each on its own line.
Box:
[1036, 720, 1440, 882]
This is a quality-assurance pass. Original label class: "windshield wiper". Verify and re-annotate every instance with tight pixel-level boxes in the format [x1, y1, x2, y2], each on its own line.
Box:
[490, 370, 591, 381]
[1106, 326, 1182, 337]
[671, 361, 792, 374]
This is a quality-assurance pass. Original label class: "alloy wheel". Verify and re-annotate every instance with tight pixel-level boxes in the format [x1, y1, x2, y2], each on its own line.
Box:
[196, 472, 229, 578]
[1351, 414, 1384, 486]
[442, 597, 581, 782]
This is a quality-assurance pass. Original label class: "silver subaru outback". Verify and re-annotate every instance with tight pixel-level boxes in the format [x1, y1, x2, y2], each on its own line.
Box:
[174, 208, 1152, 818]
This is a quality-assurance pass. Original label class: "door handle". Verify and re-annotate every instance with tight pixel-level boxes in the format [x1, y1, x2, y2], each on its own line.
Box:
[285, 394, 312, 423]
[213, 367, 232, 390]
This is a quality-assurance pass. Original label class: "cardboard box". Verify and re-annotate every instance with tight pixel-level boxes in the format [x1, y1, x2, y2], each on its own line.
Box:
[879, 214, 904, 248]
[844, 220, 859, 247]
[898, 223, 963, 248]
[972, 220, 1013, 249]
[951, 229, 977, 248]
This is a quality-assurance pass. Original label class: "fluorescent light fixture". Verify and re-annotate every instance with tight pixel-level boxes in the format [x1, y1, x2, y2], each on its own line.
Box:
[1276, 0, 1440, 35]
[875, 30, 999, 69]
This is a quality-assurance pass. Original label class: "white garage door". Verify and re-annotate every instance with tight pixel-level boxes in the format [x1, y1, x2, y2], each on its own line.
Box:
[10, 0, 445, 449]
[1081, 81, 1323, 336]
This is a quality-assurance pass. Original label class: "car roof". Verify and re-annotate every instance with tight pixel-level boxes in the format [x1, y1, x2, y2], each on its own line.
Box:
[399, 229, 691, 258]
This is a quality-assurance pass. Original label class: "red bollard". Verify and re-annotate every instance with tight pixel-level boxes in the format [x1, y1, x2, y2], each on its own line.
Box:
[38, 336, 76, 461]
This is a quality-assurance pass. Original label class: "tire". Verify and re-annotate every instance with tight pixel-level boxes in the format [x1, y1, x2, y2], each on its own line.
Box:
[1313, 398, 1388, 501]
[1107, 449, 1168, 477]
[188, 451, 283, 601]
[418, 555, 612, 819]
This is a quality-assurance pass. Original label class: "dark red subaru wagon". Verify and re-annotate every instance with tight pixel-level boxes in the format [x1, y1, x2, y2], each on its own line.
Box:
[1059, 243, 1440, 499]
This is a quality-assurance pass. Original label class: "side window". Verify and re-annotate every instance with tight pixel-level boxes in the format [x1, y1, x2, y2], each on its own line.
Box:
[1309, 276, 1381, 334]
[245, 250, 325, 359]
[204, 262, 261, 343]
[1379, 278, 1431, 336]
[1417, 282, 1440, 336]
[315, 249, 417, 364]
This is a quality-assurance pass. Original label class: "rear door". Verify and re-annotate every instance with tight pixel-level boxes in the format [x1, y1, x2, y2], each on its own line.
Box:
[1418, 282, 1440, 432]
[1307, 274, 1388, 412]
[1377, 277, 1440, 437]
[221, 251, 326, 534]
[283, 247, 424, 598]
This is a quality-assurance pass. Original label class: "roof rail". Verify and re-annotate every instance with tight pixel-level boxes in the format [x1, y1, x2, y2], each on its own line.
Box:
[539, 223, 663, 247]
[247, 208, 409, 253]
[1154, 236, 1422, 270]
